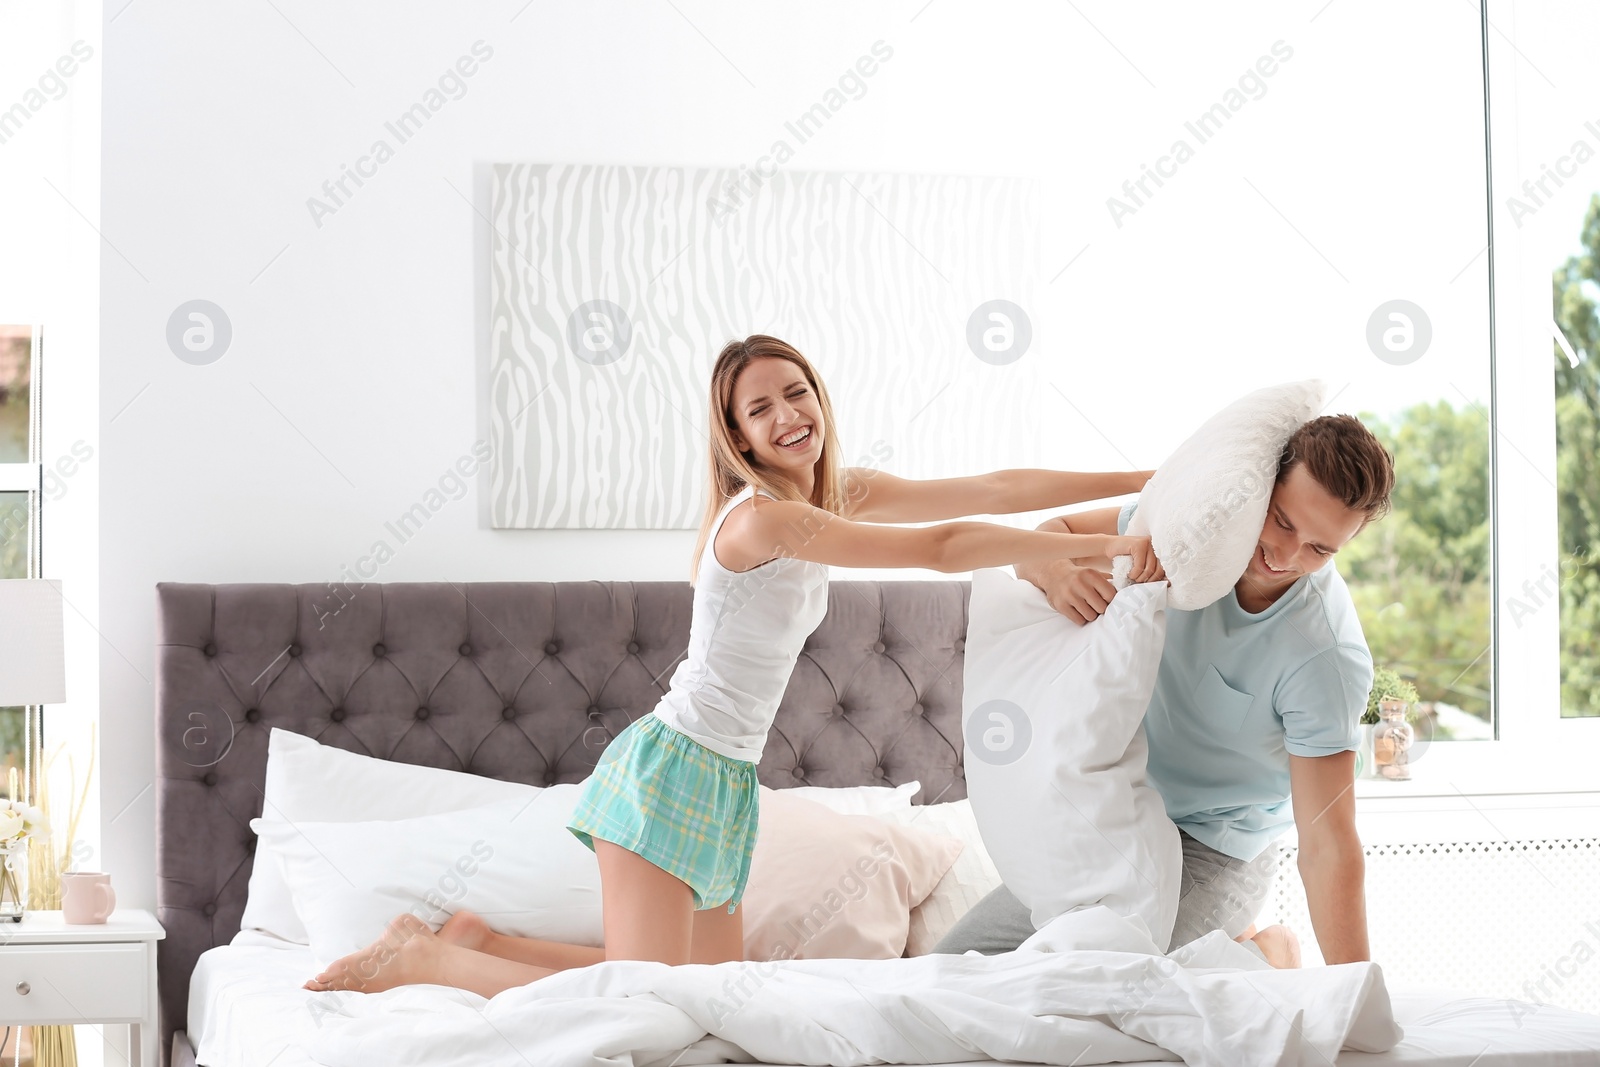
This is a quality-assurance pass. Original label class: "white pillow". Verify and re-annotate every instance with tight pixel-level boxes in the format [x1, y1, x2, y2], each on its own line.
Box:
[960, 567, 1181, 949]
[252, 786, 601, 969]
[244, 726, 915, 943]
[255, 781, 952, 972]
[1129, 379, 1327, 610]
[782, 780, 921, 815]
[242, 727, 543, 944]
[875, 799, 1002, 956]
[741, 788, 963, 961]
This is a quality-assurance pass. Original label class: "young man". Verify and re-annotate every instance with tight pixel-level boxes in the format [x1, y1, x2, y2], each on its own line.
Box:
[934, 414, 1396, 968]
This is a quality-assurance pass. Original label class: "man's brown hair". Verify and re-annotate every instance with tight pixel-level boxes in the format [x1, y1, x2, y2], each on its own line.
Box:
[1276, 414, 1396, 526]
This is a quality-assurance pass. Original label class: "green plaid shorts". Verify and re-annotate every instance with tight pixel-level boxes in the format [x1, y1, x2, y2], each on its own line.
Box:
[567, 711, 760, 913]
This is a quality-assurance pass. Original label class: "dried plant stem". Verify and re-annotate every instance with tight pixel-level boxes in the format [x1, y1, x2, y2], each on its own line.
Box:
[24, 721, 94, 1067]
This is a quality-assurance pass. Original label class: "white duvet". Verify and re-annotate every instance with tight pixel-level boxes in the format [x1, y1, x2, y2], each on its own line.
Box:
[301, 907, 1400, 1067]
[295, 568, 1404, 1066]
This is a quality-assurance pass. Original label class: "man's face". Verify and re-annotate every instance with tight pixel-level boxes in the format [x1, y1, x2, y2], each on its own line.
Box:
[1237, 463, 1368, 599]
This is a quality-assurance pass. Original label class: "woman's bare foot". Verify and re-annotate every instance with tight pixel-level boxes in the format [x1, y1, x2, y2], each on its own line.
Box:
[1251, 924, 1303, 969]
[437, 908, 494, 953]
[303, 913, 443, 993]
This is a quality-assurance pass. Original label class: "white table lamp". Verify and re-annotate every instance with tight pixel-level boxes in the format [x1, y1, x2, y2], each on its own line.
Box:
[0, 579, 67, 804]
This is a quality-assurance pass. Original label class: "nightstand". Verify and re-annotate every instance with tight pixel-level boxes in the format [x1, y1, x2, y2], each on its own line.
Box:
[0, 909, 164, 1067]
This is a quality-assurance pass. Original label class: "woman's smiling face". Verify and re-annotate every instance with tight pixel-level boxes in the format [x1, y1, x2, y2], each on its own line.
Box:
[728, 357, 825, 475]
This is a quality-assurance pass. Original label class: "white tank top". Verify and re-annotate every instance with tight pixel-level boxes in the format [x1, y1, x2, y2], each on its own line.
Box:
[652, 484, 830, 762]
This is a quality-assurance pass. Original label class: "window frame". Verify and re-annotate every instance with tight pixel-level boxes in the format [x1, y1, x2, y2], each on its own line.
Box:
[0, 323, 43, 806]
[0, 324, 43, 579]
[1352, 0, 1600, 806]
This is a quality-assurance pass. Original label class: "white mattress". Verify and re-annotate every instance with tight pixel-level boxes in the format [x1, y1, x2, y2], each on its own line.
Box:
[189, 932, 1600, 1067]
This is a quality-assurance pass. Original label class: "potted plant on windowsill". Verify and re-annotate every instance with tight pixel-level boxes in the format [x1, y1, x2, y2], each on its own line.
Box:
[1361, 667, 1420, 781]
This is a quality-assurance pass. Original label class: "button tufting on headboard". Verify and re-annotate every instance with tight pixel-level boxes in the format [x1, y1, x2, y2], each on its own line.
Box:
[153, 578, 970, 1061]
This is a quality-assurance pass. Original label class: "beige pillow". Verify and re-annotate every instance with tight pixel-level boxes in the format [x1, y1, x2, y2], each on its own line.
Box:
[741, 786, 963, 961]
[877, 800, 1004, 956]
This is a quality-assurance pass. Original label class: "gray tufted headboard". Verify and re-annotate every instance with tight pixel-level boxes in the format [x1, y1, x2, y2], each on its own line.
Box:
[154, 578, 971, 1063]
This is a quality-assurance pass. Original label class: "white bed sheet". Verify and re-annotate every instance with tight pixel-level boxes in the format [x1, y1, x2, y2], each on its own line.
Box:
[189, 932, 1600, 1067]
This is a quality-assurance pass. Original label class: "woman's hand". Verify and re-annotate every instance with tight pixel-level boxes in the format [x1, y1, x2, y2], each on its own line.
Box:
[1021, 559, 1121, 626]
[1106, 535, 1165, 584]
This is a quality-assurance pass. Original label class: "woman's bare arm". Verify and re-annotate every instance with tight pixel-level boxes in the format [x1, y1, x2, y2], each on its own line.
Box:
[725, 498, 1157, 577]
[845, 467, 1152, 523]
[1014, 506, 1125, 583]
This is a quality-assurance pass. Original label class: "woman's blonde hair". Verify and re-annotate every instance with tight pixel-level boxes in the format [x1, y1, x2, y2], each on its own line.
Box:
[690, 335, 849, 583]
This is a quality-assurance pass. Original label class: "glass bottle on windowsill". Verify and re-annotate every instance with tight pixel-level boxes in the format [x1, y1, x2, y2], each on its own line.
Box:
[1371, 698, 1415, 781]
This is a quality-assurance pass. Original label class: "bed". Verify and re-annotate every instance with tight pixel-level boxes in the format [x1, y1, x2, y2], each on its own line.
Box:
[154, 579, 1600, 1066]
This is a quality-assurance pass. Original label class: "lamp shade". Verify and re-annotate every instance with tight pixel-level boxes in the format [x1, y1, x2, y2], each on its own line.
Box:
[0, 579, 67, 706]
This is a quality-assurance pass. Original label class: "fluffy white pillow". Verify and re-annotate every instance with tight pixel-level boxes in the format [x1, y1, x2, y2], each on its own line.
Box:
[244, 724, 919, 946]
[960, 567, 1180, 949]
[875, 799, 1003, 956]
[242, 728, 544, 944]
[252, 786, 601, 970]
[781, 780, 921, 815]
[1128, 379, 1327, 610]
[253, 780, 956, 971]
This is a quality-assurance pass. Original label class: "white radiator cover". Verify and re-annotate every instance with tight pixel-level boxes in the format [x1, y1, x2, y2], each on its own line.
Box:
[1263, 838, 1600, 1015]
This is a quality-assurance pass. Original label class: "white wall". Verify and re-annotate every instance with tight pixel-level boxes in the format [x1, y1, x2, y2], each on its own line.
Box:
[1, 0, 102, 882]
[97, 0, 1594, 921]
[98, 0, 1191, 911]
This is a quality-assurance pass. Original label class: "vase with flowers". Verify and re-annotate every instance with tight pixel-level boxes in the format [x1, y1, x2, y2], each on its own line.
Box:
[0, 778, 50, 922]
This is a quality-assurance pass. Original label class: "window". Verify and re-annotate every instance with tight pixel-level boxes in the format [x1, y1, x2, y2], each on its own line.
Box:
[1385, 0, 1600, 795]
[1341, 403, 1493, 737]
[0, 323, 42, 797]
[1025, 6, 1497, 742]
[1554, 198, 1599, 717]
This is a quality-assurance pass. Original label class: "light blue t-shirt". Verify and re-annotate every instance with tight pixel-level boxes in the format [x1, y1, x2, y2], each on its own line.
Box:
[1119, 500, 1372, 861]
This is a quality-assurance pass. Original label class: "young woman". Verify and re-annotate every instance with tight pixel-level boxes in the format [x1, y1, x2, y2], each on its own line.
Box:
[303, 333, 1162, 997]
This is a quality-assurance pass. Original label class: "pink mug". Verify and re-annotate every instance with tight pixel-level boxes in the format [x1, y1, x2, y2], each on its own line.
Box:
[62, 871, 116, 924]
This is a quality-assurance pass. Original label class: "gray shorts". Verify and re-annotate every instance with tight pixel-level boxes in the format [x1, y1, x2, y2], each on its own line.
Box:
[930, 830, 1284, 955]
